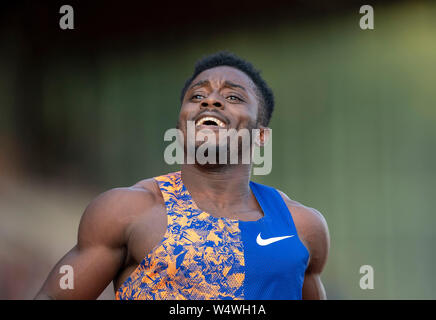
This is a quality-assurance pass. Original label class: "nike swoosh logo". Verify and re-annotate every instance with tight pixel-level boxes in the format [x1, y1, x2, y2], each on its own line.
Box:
[256, 233, 295, 246]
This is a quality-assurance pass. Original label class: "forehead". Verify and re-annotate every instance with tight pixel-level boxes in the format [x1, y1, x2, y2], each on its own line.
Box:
[191, 66, 256, 91]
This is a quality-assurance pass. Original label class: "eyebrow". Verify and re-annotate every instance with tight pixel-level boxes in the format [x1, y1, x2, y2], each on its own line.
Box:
[189, 79, 247, 92]
[222, 80, 247, 92]
[189, 80, 211, 90]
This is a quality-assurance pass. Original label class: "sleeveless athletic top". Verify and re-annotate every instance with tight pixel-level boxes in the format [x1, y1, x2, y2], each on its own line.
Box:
[115, 171, 309, 300]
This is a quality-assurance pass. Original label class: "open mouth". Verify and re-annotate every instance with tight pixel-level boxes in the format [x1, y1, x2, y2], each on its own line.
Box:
[195, 116, 226, 128]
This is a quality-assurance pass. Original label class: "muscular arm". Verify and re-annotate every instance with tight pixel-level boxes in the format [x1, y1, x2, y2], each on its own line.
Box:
[300, 207, 329, 300]
[279, 192, 330, 300]
[34, 188, 137, 300]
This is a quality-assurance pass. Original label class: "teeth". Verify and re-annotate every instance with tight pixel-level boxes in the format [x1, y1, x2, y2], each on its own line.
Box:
[196, 116, 226, 128]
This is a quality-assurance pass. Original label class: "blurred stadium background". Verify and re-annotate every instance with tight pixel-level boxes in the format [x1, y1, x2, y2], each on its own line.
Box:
[0, 0, 435, 299]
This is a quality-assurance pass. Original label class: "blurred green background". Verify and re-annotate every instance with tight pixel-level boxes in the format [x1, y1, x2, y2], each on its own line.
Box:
[0, 0, 435, 299]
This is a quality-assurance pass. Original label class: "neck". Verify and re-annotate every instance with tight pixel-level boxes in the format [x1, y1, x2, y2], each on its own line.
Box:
[181, 163, 252, 210]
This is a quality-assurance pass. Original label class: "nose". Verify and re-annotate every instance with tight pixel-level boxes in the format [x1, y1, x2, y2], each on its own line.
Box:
[200, 94, 224, 109]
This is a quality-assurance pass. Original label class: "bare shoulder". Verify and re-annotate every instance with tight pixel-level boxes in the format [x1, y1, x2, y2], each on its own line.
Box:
[78, 177, 164, 249]
[277, 190, 328, 233]
[277, 190, 330, 271]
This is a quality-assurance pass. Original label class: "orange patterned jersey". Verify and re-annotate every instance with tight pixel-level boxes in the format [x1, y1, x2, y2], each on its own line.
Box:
[115, 171, 309, 300]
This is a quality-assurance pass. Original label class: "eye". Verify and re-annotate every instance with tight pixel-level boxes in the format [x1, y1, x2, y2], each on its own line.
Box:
[191, 94, 205, 101]
[226, 95, 243, 102]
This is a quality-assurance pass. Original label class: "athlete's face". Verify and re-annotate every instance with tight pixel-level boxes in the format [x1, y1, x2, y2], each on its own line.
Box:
[178, 66, 262, 160]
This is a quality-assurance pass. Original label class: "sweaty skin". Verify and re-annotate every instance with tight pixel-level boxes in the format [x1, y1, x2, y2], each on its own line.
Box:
[35, 66, 329, 300]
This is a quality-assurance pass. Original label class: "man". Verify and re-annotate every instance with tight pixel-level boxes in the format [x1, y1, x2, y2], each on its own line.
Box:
[35, 51, 329, 300]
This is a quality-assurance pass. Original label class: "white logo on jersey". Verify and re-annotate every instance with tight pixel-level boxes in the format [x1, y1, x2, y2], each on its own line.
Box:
[256, 233, 294, 246]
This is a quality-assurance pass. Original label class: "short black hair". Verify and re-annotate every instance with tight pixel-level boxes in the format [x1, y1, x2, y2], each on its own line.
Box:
[180, 51, 275, 126]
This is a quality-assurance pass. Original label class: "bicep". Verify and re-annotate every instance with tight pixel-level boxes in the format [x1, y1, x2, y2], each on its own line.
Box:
[35, 190, 129, 300]
[296, 208, 330, 300]
[35, 243, 125, 300]
[302, 271, 327, 300]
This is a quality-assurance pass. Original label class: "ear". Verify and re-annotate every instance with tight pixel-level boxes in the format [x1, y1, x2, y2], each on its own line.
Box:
[254, 126, 271, 147]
